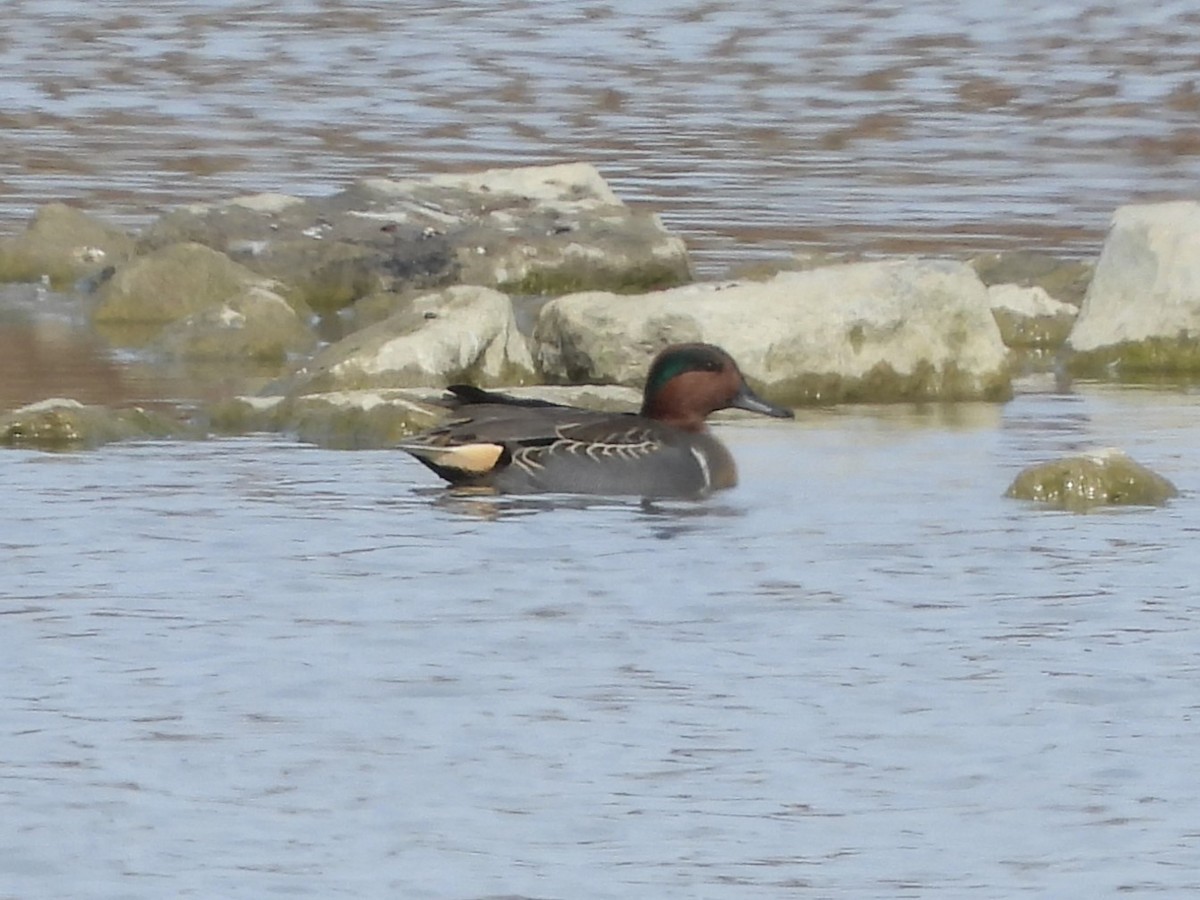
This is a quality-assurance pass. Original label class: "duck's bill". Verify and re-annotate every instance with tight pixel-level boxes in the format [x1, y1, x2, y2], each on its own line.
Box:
[731, 384, 794, 419]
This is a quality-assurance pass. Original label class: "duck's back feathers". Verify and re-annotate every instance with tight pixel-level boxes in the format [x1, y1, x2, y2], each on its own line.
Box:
[399, 395, 726, 496]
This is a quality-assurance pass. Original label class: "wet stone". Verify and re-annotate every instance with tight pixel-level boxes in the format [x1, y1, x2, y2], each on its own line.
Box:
[0, 398, 197, 450]
[1004, 448, 1178, 511]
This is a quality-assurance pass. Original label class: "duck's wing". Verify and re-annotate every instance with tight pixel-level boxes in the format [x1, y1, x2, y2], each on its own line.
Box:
[494, 418, 721, 497]
[397, 398, 626, 486]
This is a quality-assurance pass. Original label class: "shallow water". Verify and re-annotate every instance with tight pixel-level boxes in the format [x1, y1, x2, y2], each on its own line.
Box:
[2, 1, 1200, 272]
[6, 385, 1200, 898]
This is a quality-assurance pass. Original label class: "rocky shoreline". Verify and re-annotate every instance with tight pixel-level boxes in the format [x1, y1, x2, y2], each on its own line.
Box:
[2, 163, 1196, 507]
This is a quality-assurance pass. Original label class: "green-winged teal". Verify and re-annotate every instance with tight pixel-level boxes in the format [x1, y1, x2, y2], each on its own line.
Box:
[399, 342, 793, 497]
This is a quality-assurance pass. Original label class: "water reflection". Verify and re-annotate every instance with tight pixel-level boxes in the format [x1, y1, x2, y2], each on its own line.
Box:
[0, 284, 127, 409]
[427, 486, 745, 536]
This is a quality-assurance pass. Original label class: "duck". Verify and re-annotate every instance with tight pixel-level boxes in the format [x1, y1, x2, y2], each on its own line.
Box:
[398, 342, 793, 497]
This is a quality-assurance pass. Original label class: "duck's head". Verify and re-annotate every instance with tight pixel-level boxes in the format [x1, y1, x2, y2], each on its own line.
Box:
[640, 342, 794, 431]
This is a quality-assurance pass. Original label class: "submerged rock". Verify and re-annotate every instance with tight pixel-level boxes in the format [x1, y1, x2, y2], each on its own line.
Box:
[1067, 202, 1200, 376]
[1005, 448, 1178, 510]
[0, 398, 195, 450]
[0, 203, 135, 289]
[533, 259, 1012, 404]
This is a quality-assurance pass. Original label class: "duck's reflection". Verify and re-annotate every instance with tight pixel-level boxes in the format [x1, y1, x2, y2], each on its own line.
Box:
[425, 486, 743, 537]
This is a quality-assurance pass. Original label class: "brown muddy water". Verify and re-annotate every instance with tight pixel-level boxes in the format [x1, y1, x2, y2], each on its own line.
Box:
[5, 3, 1200, 899]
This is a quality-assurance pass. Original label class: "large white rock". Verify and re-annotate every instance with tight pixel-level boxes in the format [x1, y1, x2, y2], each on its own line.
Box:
[533, 258, 1011, 403]
[287, 285, 535, 393]
[1068, 201, 1200, 355]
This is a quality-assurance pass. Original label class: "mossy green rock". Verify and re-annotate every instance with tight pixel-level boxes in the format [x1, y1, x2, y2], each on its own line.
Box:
[0, 203, 136, 288]
[987, 284, 1079, 351]
[0, 399, 195, 450]
[148, 286, 317, 363]
[132, 164, 688, 312]
[208, 390, 443, 449]
[93, 242, 278, 327]
[1068, 336, 1200, 379]
[970, 250, 1093, 305]
[1005, 449, 1178, 510]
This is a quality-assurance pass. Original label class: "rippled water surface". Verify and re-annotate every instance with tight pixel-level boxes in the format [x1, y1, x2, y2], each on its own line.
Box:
[6, 387, 1200, 898]
[2, 1, 1200, 271]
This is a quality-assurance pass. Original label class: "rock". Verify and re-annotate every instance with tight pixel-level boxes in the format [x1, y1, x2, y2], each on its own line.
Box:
[0, 203, 135, 289]
[148, 286, 317, 363]
[1005, 448, 1178, 510]
[134, 163, 690, 315]
[139, 194, 458, 315]
[987, 283, 1078, 349]
[970, 250, 1093, 305]
[0, 398, 196, 450]
[92, 241, 280, 329]
[1066, 202, 1200, 375]
[533, 259, 1012, 404]
[207, 390, 443, 449]
[283, 285, 536, 394]
[369, 163, 692, 295]
[727, 250, 856, 282]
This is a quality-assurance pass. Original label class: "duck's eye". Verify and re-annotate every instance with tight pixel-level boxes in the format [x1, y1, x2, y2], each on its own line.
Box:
[701, 360, 722, 372]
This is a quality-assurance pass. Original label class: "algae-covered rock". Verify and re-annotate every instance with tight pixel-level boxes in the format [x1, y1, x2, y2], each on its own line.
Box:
[93, 241, 279, 328]
[133, 163, 690, 314]
[378, 163, 692, 294]
[283, 285, 536, 395]
[533, 259, 1011, 405]
[1067, 202, 1200, 377]
[987, 284, 1078, 350]
[148, 286, 317, 363]
[283, 391, 444, 449]
[206, 394, 288, 436]
[0, 203, 136, 288]
[1005, 448, 1178, 510]
[970, 250, 1093, 306]
[208, 390, 443, 449]
[0, 398, 195, 450]
[140, 193, 459, 315]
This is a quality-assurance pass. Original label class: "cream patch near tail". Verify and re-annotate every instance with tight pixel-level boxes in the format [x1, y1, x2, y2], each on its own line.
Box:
[398, 442, 504, 474]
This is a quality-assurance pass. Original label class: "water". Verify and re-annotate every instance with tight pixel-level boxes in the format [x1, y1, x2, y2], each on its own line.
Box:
[5, 4, 1200, 896]
[2, 1, 1200, 273]
[5, 386, 1200, 898]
